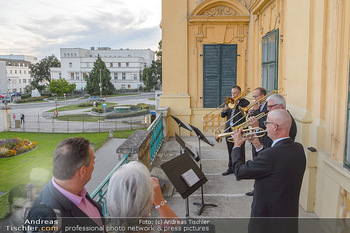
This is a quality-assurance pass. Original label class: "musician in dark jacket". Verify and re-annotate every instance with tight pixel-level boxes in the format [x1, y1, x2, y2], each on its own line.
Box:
[221, 85, 249, 176]
[249, 94, 297, 156]
[232, 109, 306, 233]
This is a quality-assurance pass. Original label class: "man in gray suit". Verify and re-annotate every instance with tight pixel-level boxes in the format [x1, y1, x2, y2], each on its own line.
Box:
[29, 137, 104, 232]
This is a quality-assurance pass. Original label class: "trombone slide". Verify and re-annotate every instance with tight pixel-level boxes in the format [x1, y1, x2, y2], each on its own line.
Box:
[215, 128, 267, 143]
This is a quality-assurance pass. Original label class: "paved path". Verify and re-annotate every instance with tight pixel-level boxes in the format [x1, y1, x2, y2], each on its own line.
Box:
[86, 138, 126, 193]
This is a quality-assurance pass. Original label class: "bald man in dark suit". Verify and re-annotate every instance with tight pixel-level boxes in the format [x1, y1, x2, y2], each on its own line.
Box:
[231, 109, 306, 233]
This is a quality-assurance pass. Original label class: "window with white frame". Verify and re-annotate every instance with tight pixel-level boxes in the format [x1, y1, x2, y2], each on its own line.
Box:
[261, 29, 279, 92]
[122, 73, 126, 80]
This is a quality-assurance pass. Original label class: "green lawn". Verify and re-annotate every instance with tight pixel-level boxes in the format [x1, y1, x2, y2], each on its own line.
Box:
[55, 114, 104, 122]
[0, 130, 134, 218]
[106, 93, 139, 97]
[47, 102, 118, 112]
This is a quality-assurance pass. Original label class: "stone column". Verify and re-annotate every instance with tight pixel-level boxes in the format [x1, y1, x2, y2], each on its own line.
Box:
[2, 105, 11, 131]
[156, 107, 169, 140]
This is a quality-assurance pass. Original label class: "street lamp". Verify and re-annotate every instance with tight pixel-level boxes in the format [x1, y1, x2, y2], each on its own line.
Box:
[99, 69, 102, 98]
[7, 78, 11, 93]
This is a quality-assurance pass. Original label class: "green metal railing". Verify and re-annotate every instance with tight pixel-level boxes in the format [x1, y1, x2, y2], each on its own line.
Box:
[147, 113, 164, 164]
[91, 113, 165, 216]
[90, 153, 131, 216]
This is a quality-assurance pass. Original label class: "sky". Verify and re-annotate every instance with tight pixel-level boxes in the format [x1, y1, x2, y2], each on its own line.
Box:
[0, 0, 162, 60]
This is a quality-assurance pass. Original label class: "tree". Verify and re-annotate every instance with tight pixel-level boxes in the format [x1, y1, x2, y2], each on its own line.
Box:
[48, 79, 76, 96]
[142, 67, 158, 90]
[85, 55, 116, 95]
[142, 40, 162, 90]
[29, 55, 61, 92]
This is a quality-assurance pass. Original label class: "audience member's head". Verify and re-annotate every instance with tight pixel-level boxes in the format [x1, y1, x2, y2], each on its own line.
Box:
[107, 161, 153, 218]
[53, 137, 92, 181]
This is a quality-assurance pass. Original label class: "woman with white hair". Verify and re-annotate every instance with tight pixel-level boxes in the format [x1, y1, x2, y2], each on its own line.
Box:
[106, 161, 177, 218]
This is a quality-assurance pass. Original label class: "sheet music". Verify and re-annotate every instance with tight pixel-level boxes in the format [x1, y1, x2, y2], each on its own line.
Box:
[181, 169, 200, 187]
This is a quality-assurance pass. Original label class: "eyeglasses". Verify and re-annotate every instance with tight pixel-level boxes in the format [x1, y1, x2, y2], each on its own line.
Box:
[267, 104, 278, 109]
[263, 121, 279, 126]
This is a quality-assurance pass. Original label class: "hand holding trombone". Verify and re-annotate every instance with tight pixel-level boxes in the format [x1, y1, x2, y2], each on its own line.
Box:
[215, 112, 268, 143]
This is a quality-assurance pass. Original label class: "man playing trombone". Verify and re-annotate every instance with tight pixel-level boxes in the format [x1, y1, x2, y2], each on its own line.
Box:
[249, 94, 297, 152]
[245, 87, 267, 196]
[221, 85, 250, 176]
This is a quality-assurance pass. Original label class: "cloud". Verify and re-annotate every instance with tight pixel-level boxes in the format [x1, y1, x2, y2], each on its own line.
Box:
[0, 0, 161, 59]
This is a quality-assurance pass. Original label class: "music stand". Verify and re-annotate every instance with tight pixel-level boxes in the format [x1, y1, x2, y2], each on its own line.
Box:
[175, 133, 200, 162]
[161, 151, 207, 217]
[188, 124, 217, 215]
[170, 115, 193, 153]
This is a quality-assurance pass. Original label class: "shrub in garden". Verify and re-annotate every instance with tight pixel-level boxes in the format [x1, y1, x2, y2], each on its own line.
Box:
[15, 97, 44, 103]
[0, 147, 8, 157]
[0, 138, 38, 158]
[6, 150, 17, 157]
[78, 102, 93, 107]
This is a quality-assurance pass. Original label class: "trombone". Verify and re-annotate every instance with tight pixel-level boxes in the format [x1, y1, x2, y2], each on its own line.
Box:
[215, 127, 267, 143]
[202, 88, 251, 124]
[214, 112, 268, 143]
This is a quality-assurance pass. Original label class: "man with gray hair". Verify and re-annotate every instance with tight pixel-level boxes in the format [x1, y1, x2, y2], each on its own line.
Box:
[29, 137, 104, 232]
[249, 93, 297, 150]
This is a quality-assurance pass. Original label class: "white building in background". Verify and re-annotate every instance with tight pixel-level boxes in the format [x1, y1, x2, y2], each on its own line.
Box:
[0, 55, 37, 94]
[51, 47, 155, 90]
[0, 61, 7, 94]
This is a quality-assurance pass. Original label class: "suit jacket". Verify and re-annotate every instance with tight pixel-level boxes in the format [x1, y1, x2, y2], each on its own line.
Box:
[221, 98, 250, 133]
[252, 102, 268, 130]
[31, 180, 104, 232]
[232, 138, 306, 217]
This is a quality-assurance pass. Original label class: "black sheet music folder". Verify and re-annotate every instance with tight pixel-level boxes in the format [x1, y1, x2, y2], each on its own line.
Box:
[160, 152, 207, 199]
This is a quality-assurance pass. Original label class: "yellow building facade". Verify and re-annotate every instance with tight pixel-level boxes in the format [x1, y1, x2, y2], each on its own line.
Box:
[160, 0, 350, 219]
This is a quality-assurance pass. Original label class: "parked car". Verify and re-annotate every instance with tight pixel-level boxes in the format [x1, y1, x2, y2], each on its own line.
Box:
[88, 96, 105, 102]
[2, 96, 11, 104]
[0, 94, 4, 99]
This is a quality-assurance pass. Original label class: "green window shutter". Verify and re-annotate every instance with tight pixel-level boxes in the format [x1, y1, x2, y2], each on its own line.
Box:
[203, 44, 237, 108]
